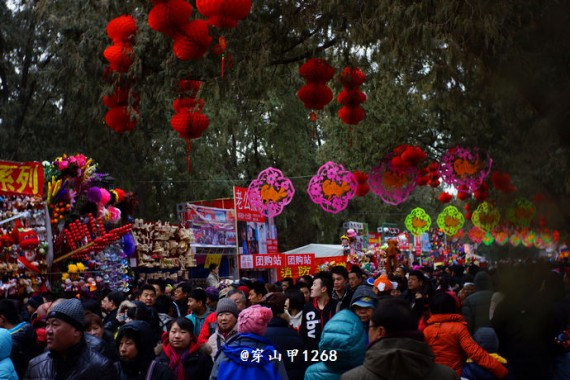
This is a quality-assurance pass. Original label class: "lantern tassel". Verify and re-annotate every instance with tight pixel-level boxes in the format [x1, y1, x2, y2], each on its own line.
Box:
[186, 139, 192, 173]
[221, 54, 225, 79]
[349, 126, 353, 148]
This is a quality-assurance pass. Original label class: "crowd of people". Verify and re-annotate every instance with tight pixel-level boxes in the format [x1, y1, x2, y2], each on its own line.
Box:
[0, 261, 568, 379]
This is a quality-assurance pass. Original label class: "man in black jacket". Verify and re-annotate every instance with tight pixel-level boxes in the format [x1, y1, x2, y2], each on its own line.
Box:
[24, 298, 118, 380]
[101, 291, 125, 335]
[0, 299, 40, 379]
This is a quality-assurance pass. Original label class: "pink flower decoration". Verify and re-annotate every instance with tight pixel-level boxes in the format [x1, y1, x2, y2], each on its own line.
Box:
[368, 156, 418, 205]
[247, 167, 295, 217]
[440, 147, 492, 192]
[307, 162, 357, 214]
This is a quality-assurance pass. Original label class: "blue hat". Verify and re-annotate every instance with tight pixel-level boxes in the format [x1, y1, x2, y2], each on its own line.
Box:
[352, 296, 376, 309]
[366, 277, 375, 287]
[351, 285, 377, 309]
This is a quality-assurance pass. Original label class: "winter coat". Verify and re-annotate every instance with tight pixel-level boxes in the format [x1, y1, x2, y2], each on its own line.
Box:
[197, 312, 217, 345]
[462, 272, 493, 334]
[209, 333, 288, 380]
[24, 336, 118, 380]
[264, 317, 306, 380]
[186, 311, 212, 337]
[9, 321, 40, 380]
[423, 314, 507, 378]
[332, 287, 353, 312]
[0, 329, 17, 380]
[157, 337, 213, 380]
[103, 308, 119, 334]
[116, 321, 175, 380]
[285, 310, 302, 331]
[85, 332, 118, 362]
[341, 332, 459, 380]
[206, 273, 220, 288]
[207, 324, 238, 359]
[305, 310, 367, 380]
[300, 297, 338, 351]
[462, 353, 511, 380]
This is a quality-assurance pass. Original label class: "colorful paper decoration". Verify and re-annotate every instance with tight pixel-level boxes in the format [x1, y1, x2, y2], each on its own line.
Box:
[521, 230, 537, 248]
[468, 226, 486, 244]
[506, 198, 535, 227]
[472, 202, 500, 232]
[440, 147, 492, 192]
[492, 228, 509, 246]
[247, 167, 295, 218]
[482, 232, 494, 246]
[368, 158, 418, 206]
[404, 208, 431, 236]
[307, 162, 357, 214]
[436, 206, 465, 236]
[509, 231, 522, 246]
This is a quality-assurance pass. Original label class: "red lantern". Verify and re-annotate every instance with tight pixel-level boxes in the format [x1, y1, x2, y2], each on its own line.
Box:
[172, 20, 212, 61]
[148, 0, 194, 36]
[173, 97, 205, 112]
[353, 170, 370, 197]
[105, 107, 139, 133]
[438, 192, 453, 203]
[170, 109, 209, 139]
[338, 106, 365, 125]
[103, 45, 133, 73]
[337, 67, 366, 133]
[106, 15, 137, 44]
[297, 83, 333, 110]
[300, 58, 335, 83]
[196, 0, 252, 29]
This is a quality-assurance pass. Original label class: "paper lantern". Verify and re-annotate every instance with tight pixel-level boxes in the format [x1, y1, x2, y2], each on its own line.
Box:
[297, 83, 334, 110]
[440, 147, 492, 192]
[338, 67, 365, 89]
[509, 231, 522, 246]
[172, 20, 212, 61]
[196, 0, 252, 29]
[436, 206, 465, 236]
[438, 192, 453, 204]
[338, 106, 365, 125]
[368, 158, 418, 206]
[103, 45, 134, 73]
[490, 170, 515, 193]
[247, 168, 295, 217]
[471, 202, 500, 232]
[105, 107, 138, 133]
[170, 109, 209, 139]
[353, 170, 369, 197]
[521, 230, 537, 248]
[482, 232, 494, 246]
[492, 228, 509, 246]
[468, 226, 485, 244]
[107, 15, 137, 44]
[405, 208, 431, 236]
[307, 162, 357, 214]
[148, 0, 194, 36]
[173, 97, 205, 112]
[506, 198, 535, 227]
[299, 58, 335, 82]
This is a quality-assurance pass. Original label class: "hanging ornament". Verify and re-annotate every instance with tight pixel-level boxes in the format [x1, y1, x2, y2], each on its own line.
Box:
[148, 0, 194, 36]
[490, 170, 515, 193]
[337, 67, 366, 145]
[521, 230, 537, 248]
[104, 16, 137, 74]
[482, 232, 494, 246]
[509, 230, 522, 246]
[468, 226, 486, 244]
[172, 20, 212, 61]
[436, 206, 465, 236]
[404, 208, 431, 236]
[297, 58, 335, 125]
[506, 198, 535, 227]
[471, 202, 501, 232]
[307, 162, 357, 214]
[368, 154, 418, 206]
[353, 170, 369, 196]
[440, 147, 492, 192]
[438, 192, 453, 204]
[247, 167, 295, 218]
[492, 228, 509, 246]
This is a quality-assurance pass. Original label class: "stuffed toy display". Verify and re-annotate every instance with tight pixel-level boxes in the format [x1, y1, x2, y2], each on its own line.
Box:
[385, 239, 400, 275]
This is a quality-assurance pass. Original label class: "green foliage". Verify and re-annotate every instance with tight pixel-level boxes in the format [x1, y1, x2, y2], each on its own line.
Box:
[0, 0, 568, 249]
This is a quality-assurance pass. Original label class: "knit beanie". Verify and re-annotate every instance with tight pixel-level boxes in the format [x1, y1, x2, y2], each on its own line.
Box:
[216, 298, 239, 319]
[27, 295, 43, 310]
[47, 298, 85, 331]
[206, 286, 220, 302]
[237, 305, 272, 336]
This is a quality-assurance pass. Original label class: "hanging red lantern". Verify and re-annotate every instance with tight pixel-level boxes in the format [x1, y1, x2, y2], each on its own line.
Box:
[170, 109, 209, 139]
[297, 83, 333, 110]
[337, 67, 366, 144]
[300, 58, 335, 83]
[353, 170, 370, 197]
[438, 192, 453, 203]
[103, 45, 133, 73]
[105, 107, 139, 133]
[148, 0, 194, 36]
[172, 20, 212, 60]
[196, 0, 252, 29]
[173, 97, 205, 112]
[106, 15, 137, 44]
[338, 106, 365, 125]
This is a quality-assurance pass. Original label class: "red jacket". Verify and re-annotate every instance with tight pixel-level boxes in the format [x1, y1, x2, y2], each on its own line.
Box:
[197, 312, 217, 345]
[423, 313, 507, 379]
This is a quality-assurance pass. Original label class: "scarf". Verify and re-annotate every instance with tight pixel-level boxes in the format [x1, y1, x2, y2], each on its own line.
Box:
[163, 337, 201, 380]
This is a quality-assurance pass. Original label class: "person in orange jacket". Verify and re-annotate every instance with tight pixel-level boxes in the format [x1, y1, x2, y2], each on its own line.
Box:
[423, 292, 508, 379]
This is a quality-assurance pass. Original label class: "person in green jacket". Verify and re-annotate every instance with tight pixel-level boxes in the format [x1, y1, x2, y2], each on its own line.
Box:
[304, 309, 367, 380]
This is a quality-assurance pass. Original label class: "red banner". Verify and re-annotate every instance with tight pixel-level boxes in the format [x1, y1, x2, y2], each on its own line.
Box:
[233, 186, 265, 223]
[0, 161, 44, 197]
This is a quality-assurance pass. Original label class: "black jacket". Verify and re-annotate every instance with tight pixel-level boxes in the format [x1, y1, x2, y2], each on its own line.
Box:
[85, 332, 118, 362]
[156, 346, 212, 380]
[116, 321, 175, 380]
[264, 316, 307, 380]
[103, 308, 119, 334]
[300, 297, 338, 352]
[24, 336, 118, 380]
[10, 322, 41, 380]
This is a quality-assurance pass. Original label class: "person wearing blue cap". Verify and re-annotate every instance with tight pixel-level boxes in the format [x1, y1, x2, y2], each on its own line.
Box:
[350, 285, 377, 344]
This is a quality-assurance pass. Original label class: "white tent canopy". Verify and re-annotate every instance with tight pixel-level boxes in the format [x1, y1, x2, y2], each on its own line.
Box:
[284, 244, 344, 258]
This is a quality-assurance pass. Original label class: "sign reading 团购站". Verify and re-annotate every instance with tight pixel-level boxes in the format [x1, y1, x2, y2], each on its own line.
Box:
[0, 161, 44, 197]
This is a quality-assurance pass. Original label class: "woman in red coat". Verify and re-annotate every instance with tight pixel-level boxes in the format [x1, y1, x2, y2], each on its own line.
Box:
[423, 292, 508, 379]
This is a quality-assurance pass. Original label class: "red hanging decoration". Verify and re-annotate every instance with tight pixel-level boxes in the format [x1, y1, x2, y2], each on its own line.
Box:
[148, 0, 194, 36]
[490, 170, 515, 193]
[353, 170, 370, 196]
[172, 20, 212, 61]
[103, 15, 138, 133]
[438, 192, 453, 203]
[337, 67, 367, 128]
[297, 58, 335, 125]
[196, 0, 252, 29]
